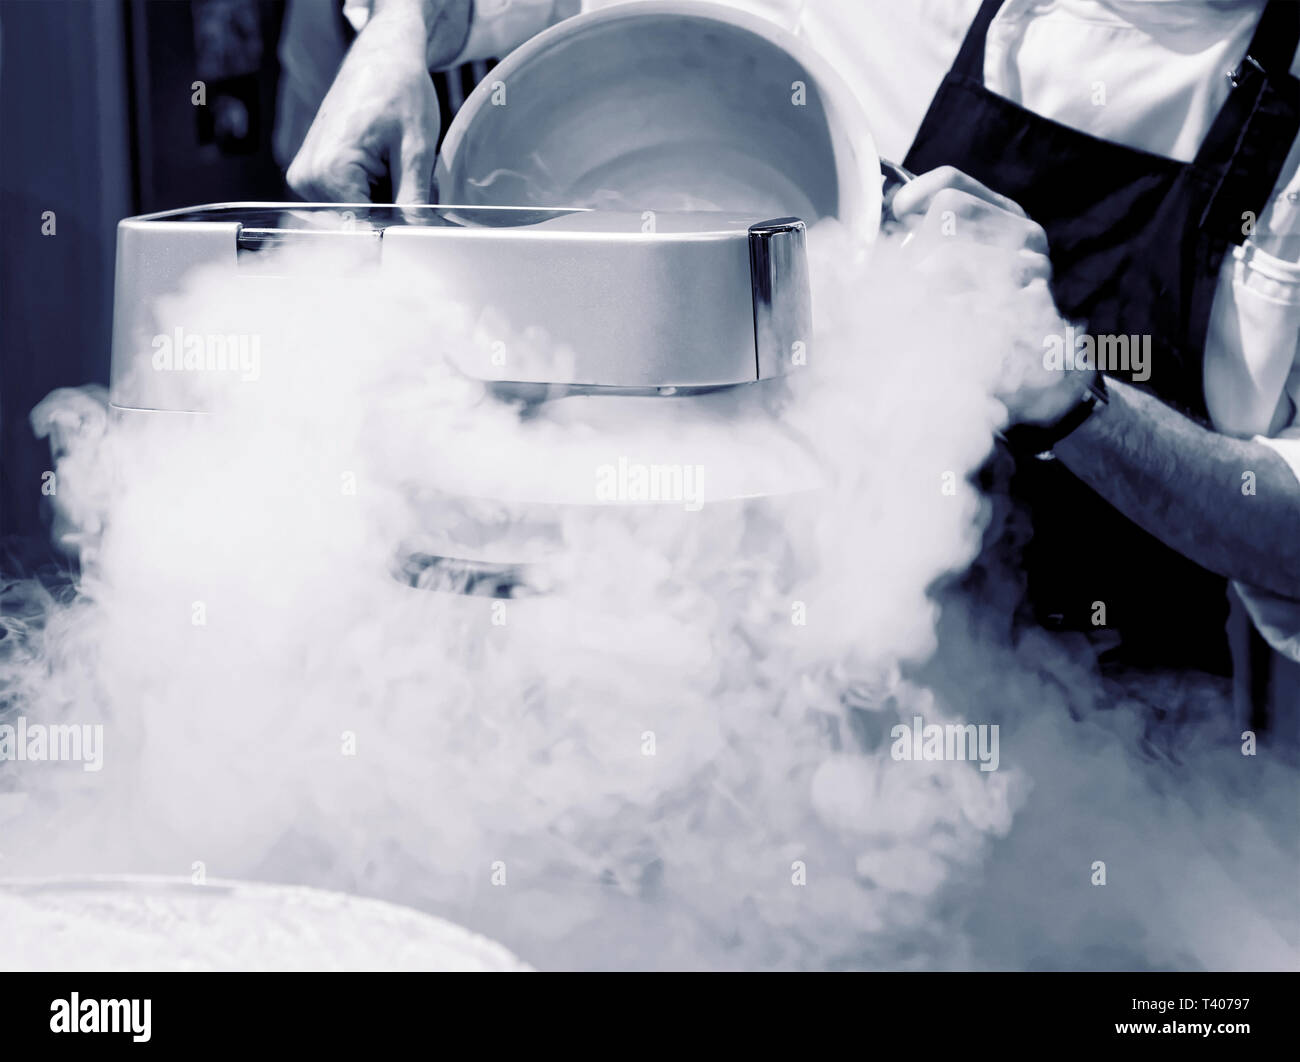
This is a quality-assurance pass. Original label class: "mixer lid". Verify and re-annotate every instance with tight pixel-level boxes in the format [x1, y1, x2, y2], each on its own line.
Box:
[109, 203, 810, 412]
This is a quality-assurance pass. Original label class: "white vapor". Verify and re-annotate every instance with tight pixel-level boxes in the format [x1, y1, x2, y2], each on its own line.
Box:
[1, 220, 1295, 971]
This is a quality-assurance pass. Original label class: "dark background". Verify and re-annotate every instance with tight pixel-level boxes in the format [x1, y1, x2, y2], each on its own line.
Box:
[0, 0, 491, 569]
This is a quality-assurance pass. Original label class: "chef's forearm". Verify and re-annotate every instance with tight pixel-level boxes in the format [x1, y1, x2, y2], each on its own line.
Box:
[1053, 378, 1300, 597]
[372, 0, 472, 71]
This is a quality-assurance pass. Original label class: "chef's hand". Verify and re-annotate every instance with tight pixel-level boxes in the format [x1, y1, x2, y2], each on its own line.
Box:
[287, 2, 454, 203]
[890, 167, 1094, 427]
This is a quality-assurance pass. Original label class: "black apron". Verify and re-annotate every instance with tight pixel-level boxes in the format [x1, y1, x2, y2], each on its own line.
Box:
[903, 0, 1300, 676]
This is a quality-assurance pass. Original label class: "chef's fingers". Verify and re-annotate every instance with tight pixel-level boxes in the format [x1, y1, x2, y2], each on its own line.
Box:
[900, 188, 1049, 256]
[391, 133, 437, 205]
[287, 151, 380, 203]
[907, 240, 1053, 291]
[914, 246, 1053, 291]
[891, 165, 1030, 220]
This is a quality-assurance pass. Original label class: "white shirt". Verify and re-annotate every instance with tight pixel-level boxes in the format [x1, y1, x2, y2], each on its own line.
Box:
[349, 0, 1300, 658]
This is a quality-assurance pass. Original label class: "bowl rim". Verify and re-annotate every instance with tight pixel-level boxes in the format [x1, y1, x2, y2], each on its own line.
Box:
[434, 0, 883, 244]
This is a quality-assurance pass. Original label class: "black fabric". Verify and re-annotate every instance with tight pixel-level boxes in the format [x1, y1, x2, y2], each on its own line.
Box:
[903, 0, 1300, 674]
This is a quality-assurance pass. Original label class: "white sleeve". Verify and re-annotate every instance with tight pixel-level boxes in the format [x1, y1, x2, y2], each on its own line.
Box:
[341, 0, 575, 65]
[1235, 579, 1300, 661]
[1240, 357, 1300, 663]
[1204, 165, 1300, 663]
[341, 0, 372, 33]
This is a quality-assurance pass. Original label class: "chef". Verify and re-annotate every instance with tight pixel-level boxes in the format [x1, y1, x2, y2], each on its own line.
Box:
[285, 0, 1300, 733]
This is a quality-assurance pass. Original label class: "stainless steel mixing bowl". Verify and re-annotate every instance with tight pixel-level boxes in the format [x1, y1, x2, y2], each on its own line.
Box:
[436, 1, 889, 245]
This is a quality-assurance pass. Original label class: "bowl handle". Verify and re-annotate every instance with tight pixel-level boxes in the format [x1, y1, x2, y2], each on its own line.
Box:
[880, 159, 916, 222]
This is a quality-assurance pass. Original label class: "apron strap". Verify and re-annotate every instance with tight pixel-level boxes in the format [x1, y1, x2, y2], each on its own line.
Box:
[1241, 0, 1300, 81]
[1195, 0, 1300, 241]
[949, 0, 1007, 82]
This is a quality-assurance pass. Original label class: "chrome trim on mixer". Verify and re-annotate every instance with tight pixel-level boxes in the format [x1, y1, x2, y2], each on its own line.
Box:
[235, 227, 384, 273]
[395, 551, 546, 598]
[748, 218, 811, 380]
[483, 381, 732, 404]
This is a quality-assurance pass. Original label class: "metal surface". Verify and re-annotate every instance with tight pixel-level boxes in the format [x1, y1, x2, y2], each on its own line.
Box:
[395, 551, 547, 598]
[879, 160, 917, 221]
[108, 202, 814, 410]
[748, 218, 811, 379]
[435, 1, 885, 244]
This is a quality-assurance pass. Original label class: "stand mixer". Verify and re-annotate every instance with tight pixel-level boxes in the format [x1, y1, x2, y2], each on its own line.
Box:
[108, 1, 910, 598]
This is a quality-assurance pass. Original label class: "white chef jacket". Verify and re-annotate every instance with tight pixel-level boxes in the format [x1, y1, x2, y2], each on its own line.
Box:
[347, 0, 1300, 660]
